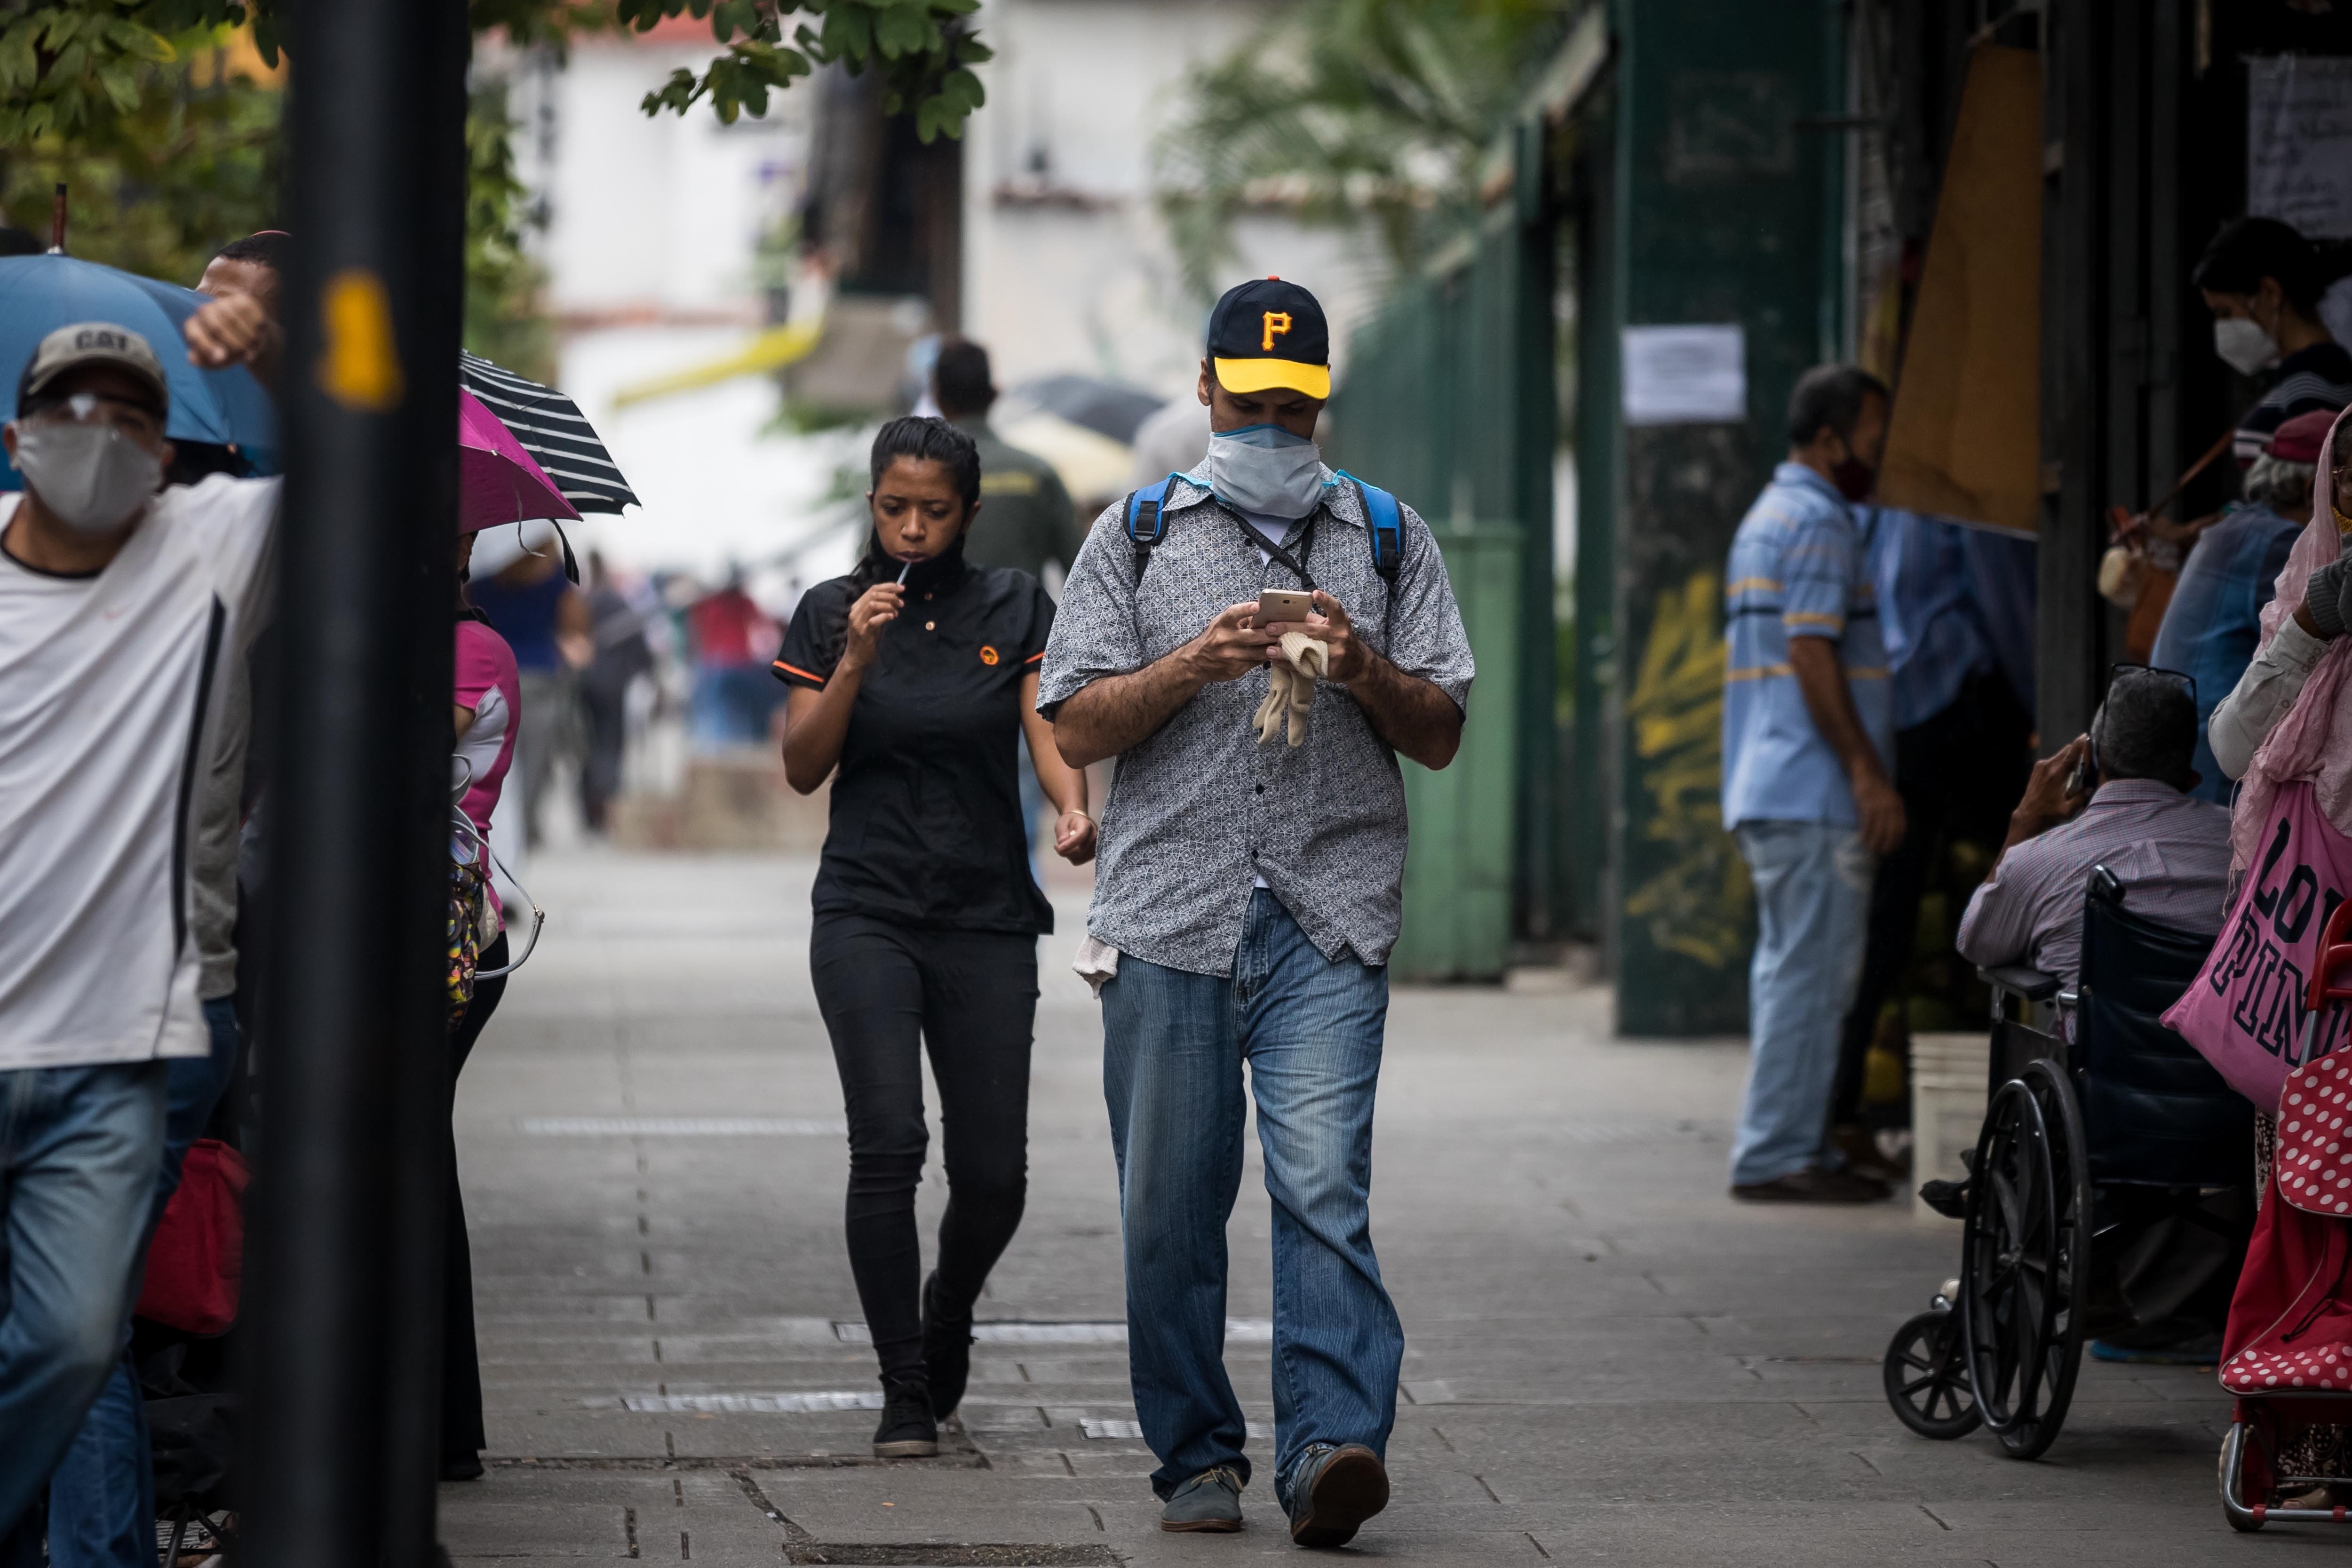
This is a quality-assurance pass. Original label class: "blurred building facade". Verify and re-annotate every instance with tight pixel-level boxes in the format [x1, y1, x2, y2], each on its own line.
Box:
[1329, 0, 2352, 1029]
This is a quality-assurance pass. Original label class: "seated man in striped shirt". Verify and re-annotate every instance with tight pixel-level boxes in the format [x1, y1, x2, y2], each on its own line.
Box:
[1957, 668, 2233, 991]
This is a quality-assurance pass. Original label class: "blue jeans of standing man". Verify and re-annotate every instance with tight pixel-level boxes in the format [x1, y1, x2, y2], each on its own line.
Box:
[45, 998, 242, 1567]
[1100, 889, 1402, 1512]
[0, 1059, 168, 1542]
[1730, 821, 1872, 1187]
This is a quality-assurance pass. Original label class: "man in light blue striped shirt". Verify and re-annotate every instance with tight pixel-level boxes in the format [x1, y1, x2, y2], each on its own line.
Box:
[1719, 366, 1904, 1203]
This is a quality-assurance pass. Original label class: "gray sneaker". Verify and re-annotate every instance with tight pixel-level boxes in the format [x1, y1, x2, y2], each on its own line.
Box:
[1161, 1465, 1245, 1533]
[1287, 1443, 1388, 1548]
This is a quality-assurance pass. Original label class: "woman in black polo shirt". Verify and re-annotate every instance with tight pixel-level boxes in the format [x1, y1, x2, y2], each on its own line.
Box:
[776, 415, 1096, 1458]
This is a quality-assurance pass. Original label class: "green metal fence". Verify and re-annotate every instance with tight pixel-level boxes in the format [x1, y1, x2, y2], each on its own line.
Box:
[1325, 124, 1558, 981]
[1392, 525, 1523, 979]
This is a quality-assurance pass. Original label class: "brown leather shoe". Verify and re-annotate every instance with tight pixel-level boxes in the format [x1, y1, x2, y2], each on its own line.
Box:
[1731, 1168, 1892, 1204]
[1830, 1122, 1909, 1183]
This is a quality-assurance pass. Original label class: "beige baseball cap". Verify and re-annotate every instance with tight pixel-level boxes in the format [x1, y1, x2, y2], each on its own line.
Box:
[17, 321, 169, 414]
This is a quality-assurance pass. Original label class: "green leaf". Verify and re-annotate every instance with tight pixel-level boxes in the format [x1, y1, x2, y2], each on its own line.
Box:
[940, 65, 982, 113]
[819, 4, 870, 63]
[872, 3, 932, 57]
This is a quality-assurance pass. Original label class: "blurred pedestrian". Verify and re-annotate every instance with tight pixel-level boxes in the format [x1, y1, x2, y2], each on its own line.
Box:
[579, 549, 652, 833]
[933, 338, 1083, 585]
[1129, 392, 1213, 487]
[467, 520, 588, 845]
[2195, 217, 2352, 466]
[688, 567, 779, 748]
[933, 337, 1083, 853]
[2153, 408, 2336, 800]
[1041, 278, 1473, 1546]
[441, 527, 526, 1482]
[776, 416, 1095, 1460]
[0, 302, 279, 1544]
[43, 236, 286, 1568]
[1719, 366, 1901, 1205]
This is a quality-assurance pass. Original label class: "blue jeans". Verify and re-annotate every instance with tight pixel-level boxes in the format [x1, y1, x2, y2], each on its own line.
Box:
[1100, 890, 1401, 1511]
[0, 1059, 168, 1541]
[1731, 821, 1872, 1186]
[45, 999, 242, 1566]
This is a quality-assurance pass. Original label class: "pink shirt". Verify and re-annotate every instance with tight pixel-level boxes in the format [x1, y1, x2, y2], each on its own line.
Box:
[454, 617, 521, 837]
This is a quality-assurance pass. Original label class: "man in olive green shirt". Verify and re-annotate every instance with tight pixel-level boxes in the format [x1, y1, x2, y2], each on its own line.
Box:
[932, 338, 1085, 585]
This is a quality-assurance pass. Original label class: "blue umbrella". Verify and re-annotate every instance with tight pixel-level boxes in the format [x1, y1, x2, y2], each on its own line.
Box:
[0, 254, 278, 485]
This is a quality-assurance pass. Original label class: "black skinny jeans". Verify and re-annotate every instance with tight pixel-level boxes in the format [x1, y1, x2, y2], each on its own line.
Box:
[810, 914, 1037, 1389]
[443, 929, 508, 1460]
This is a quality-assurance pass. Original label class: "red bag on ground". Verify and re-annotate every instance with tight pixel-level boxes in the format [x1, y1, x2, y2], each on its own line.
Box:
[135, 1138, 250, 1337]
[2164, 780, 2352, 1109]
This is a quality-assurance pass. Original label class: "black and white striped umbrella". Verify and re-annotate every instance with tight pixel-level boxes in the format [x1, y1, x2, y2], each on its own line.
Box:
[460, 351, 639, 514]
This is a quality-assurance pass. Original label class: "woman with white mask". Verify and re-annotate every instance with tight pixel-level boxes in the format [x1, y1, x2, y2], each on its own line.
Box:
[2194, 216, 2352, 468]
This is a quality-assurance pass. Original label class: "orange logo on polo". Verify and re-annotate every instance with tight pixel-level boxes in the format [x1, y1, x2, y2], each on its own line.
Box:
[1261, 311, 1292, 351]
[979, 645, 1000, 666]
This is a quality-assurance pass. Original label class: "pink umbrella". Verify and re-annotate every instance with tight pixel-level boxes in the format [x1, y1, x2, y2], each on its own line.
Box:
[460, 388, 580, 533]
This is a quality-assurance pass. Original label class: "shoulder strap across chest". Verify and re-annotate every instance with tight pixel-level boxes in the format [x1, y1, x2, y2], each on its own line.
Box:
[1121, 472, 1404, 585]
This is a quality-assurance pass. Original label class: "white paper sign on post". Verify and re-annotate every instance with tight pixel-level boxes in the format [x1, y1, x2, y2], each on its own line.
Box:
[2248, 55, 2352, 239]
[1621, 324, 1748, 426]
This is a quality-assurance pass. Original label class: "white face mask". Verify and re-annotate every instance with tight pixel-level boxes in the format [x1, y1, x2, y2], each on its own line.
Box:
[1191, 423, 1328, 518]
[9, 421, 163, 534]
[2215, 315, 2280, 377]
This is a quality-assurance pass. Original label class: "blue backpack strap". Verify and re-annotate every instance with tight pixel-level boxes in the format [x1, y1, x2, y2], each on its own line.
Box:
[1123, 474, 1182, 579]
[1334, 470, 1403, 584]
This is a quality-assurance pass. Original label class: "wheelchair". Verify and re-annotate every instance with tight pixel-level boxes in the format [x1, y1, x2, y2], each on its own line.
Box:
[1882, 864, 2255, 1459]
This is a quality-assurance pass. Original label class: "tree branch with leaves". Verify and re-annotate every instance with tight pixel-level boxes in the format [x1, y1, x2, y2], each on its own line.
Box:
[1153, 0, 1576, 300]
[1, 0, 989, 148]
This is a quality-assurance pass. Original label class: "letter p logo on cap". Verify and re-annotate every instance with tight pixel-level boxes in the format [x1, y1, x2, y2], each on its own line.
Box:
[1261, 311, 1293, 351]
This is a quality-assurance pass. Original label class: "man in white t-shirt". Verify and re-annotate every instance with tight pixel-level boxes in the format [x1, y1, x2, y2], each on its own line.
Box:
[0, 307, 280, 1538]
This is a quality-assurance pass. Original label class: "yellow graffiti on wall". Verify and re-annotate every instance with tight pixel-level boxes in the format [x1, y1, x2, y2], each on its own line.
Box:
[1622, 569, 1753, 969]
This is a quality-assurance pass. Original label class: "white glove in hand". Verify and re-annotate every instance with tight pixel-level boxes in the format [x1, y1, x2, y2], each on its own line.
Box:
[1252, 632, 1329, 748]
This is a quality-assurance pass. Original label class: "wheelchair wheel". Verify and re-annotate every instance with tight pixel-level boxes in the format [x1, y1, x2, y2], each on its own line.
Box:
[1883, 1307, 1980, 1438]
[1959, 1068, 2088, 1460]
[2016, 1058, 2091, 1450]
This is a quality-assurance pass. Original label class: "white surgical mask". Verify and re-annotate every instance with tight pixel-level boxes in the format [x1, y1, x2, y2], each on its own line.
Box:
[1191, 423, 1328, 518]
[2215, 316, 2280, 377]
[9, 421, 163, 534]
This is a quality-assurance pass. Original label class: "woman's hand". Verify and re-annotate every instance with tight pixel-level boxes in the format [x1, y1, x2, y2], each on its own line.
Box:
[1053, 809, 1097, 866]
[842, 582, 904, 671]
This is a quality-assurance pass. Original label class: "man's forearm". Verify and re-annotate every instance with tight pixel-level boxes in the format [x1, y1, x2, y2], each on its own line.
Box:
[1052, 654, 1206, 768]
[1787, 638, 1885, 787]
[1348, 651, 1462, 770]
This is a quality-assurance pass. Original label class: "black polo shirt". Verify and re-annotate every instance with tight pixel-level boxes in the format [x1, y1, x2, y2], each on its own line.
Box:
[773, 562, 1056, 934]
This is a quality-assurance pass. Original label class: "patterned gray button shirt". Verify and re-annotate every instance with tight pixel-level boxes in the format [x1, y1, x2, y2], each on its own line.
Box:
[1037, 470, 1475, 977]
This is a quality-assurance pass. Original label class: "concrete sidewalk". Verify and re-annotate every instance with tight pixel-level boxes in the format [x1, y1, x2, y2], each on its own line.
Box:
[442, 847, 2244, 1566]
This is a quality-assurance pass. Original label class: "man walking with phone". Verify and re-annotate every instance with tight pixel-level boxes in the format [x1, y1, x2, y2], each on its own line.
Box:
[1040, 278, 1473, 1546]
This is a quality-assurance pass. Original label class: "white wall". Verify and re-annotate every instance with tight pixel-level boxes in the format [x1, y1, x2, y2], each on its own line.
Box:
[961, 0, 1387, 398]
[507, 37, 833, 579]
[516, 39, 810, 317]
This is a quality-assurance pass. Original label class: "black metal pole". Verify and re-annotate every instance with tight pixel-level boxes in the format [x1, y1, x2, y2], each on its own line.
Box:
[243, 2, 469, 1563]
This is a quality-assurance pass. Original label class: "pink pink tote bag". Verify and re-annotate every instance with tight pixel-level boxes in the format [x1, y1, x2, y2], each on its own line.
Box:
[2165, 780, 2352, 1111]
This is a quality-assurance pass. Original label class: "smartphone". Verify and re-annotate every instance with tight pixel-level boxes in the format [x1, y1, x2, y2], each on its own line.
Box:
[1254, 588, 1315, 628]
[2067, 742, 2094, 799]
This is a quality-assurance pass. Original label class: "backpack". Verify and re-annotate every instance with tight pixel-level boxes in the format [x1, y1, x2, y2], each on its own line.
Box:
[1123, 471, 1404, 585]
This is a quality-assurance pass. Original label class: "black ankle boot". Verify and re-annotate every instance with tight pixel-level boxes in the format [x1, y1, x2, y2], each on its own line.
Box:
[872, 1380, 937, 1458]
[921, 1271, 975, 1419]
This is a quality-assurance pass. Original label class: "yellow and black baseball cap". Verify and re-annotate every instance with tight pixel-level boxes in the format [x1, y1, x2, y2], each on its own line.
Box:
[1208, 277, 1329, 400]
